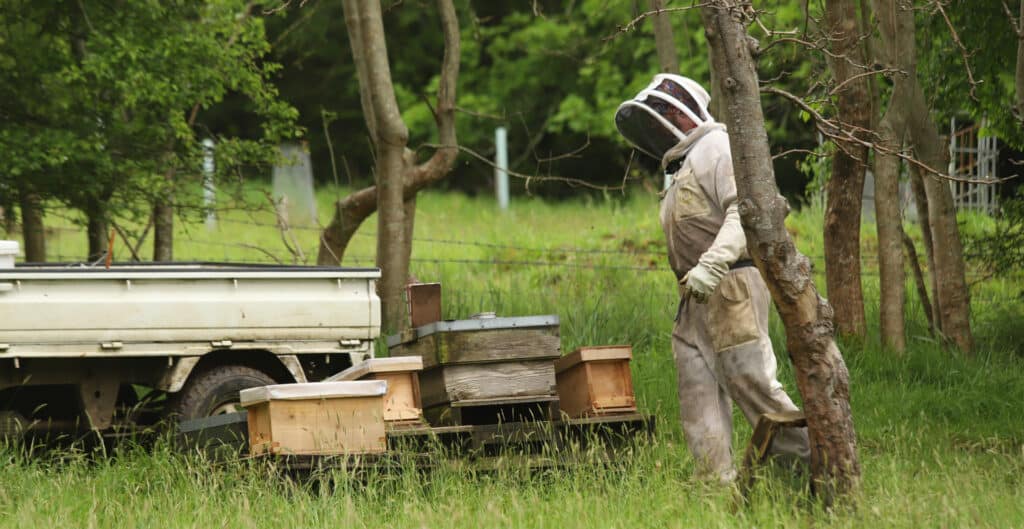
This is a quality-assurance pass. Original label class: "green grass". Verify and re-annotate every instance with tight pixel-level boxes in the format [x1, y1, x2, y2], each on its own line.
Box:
[2, 186, 1023, 528]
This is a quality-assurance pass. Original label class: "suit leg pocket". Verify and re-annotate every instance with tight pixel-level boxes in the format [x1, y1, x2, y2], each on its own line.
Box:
[707, 274, 760, 352]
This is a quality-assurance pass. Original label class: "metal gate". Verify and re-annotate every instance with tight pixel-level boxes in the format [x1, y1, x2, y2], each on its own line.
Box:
[949, 118, 999, 214]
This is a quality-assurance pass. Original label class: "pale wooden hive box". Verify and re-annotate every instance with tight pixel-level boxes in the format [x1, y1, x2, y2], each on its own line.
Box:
[554, 345, 636, 418]
[328, 357, 424, 424]
[240, 380, 387, 456]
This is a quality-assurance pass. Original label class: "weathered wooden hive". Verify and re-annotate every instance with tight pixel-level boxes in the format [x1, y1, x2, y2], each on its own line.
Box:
[388, 315, 561, 425]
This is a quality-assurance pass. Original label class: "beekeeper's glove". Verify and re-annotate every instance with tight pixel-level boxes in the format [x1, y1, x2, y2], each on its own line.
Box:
[680, 262, 723, 304]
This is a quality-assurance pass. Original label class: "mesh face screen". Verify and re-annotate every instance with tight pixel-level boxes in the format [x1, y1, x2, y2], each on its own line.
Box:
[614, 103, 681, 161]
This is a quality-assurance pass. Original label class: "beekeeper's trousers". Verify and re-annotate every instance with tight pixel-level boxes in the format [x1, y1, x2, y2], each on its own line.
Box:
[672, 266, 810, 482]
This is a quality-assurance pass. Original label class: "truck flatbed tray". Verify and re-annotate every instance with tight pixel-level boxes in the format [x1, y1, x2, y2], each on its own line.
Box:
[5, 261, 380, 277]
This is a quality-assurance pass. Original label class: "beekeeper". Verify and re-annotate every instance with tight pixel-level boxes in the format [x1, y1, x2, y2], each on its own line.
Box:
[614, 74, 809, 483]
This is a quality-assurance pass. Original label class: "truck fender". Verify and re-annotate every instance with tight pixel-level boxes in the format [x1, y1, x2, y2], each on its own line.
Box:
[275, 354, 308, 384]
[156, 354, 308, 393]
[156, 357, 201, 393]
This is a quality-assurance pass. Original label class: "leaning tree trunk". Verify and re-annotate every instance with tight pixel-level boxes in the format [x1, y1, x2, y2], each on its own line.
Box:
[648, 0, 679, 74]
[907, 164, 939, 329]
[700, 0, 860, 503]
[907, 87, 973, 352]
[823, 0, 869, 338]
[17, 182, 47, 262]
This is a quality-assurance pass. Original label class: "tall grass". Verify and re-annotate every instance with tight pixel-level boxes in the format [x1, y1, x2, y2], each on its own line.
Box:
[1, 187, 1022, 528]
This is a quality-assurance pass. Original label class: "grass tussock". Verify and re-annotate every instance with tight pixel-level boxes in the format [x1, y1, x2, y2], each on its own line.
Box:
[1, 187, 1023, 528]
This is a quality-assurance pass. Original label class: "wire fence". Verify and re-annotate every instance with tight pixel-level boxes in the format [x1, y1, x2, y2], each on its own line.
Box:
[8, 217, 1001, 281]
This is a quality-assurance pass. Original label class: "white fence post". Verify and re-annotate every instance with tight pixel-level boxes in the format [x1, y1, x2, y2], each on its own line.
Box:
[495, 127, 509, 210]
[203, 138, 216, 230]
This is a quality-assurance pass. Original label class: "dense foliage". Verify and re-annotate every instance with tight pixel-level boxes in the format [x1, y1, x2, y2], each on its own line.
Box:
[0, 0, 300, 231]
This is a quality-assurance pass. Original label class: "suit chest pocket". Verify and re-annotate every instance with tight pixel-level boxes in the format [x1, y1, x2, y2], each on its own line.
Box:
[672, 168, 711, 222]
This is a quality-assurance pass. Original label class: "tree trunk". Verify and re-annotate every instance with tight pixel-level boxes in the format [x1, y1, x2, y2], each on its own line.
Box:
[873, 117, 906, 351]
[353, 0, 410, 332]
[317, 187, 377, 265]
[823, 0, 870, 338]
[874, 0, 971, 352]
[402, 196, 416, 281]
[907, 163, 939, 331]
[905, 88, 973, 352]
[903, 230, 935, 335]
[1016, 0, 1023, 122]
[85, 198, 108, 262]
[320, 0, 461, 287]
[700, 1, 860, 502]
[17, 183, 47, 262]
[648, 0, 679, 74]
[708, 52, 728, 124]
[153, 202, 173, 261]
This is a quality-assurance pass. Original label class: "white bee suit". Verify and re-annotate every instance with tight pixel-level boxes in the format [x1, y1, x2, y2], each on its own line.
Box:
[659, 122, 810, 483]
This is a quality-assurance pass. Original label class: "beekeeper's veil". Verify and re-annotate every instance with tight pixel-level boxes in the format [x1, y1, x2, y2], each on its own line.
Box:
[614, 74, 713, 162]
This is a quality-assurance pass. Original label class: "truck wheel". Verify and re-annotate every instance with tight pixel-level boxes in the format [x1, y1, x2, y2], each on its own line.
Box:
[168, 365, 276, 420]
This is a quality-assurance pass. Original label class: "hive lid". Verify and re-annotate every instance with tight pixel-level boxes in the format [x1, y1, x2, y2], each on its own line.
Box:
[240, 380, 387, 406]
[386, 314, 560, 348]
[326, 356, 424, 381]
[0, 241, 19, 255]
[554, 345, 633, 373]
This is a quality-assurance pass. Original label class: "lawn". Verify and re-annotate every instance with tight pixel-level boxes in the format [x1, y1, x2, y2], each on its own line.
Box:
[1, 186, 1022, 528]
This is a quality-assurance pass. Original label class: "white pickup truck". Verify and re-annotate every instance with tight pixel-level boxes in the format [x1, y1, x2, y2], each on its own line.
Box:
[0, 241, 381, 431]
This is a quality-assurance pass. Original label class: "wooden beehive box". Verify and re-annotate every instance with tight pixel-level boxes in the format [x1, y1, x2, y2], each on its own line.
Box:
[328, 357, 424, 425]
[240, 380, 387, 456]
[554, 345, 636, 418]
[388, 315, 561, 420]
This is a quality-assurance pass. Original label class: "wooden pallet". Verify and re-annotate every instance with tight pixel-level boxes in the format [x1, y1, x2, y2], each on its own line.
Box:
[423, 395, 560, 426]
[178, 410, 656, 466]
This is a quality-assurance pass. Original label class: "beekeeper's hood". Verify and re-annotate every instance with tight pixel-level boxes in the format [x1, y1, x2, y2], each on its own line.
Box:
[614, 74, 714, 162]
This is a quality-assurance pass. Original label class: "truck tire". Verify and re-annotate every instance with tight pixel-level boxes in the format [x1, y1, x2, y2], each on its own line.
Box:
[168, 365, 276, 420]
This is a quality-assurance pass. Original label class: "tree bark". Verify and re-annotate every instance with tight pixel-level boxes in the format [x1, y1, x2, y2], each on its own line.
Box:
[873, 0, 972, 352]
[17, 182, 47, 262]
[355, 0, 410, 332]
[85, 197, 108, 262]
[903, 230, 935, 335]
[153, 202, 173, 261]
[823, 0, 870, 338]
[907, 163, 938, 331]
[1016, 0, 1023, 122]
[873, 117, 906, 351]
[708, 52, 728, 123]
[648, 0, 679, 74]
[700, 1, 859, 502]
[819, 0, 868, 337]
[861, 0, 906, 350]
[906, 88, 972, 352]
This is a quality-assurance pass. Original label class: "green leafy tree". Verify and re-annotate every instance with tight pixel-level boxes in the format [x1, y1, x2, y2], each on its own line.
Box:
[0, 0, 300, 261]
